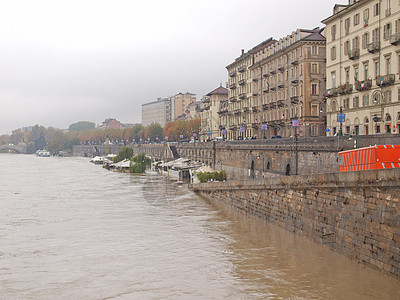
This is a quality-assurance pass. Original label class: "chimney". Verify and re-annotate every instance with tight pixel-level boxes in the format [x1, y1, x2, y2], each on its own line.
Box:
[241, 49, 244, 56]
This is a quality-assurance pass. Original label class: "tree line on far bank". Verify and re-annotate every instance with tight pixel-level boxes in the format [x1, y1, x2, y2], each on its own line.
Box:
[0, 118, 200, 154]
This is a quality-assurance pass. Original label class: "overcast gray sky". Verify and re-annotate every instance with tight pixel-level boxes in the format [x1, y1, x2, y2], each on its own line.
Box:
[0, 0, 342, 134]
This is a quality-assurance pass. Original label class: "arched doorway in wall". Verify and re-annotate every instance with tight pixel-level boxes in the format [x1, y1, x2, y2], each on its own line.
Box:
[285, 164, 291, 176]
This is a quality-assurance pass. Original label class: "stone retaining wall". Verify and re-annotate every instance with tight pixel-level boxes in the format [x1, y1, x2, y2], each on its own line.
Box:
[191, 168, 400, 279]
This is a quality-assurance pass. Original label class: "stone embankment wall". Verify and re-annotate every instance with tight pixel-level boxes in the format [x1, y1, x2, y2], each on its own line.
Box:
[191, 168, 400, 279]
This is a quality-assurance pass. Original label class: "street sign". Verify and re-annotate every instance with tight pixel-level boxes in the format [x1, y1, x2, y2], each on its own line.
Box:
[261, 124, 267, 130]
[337, 113, 345, 122]
[292, 119, 300, 127]
[221, 129, 227, 135]
[240, 127, 245, 133]
[326, 128, 330, 132]
[207, 131, 211, 136]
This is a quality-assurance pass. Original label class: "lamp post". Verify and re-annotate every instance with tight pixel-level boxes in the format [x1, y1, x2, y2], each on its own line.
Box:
[372, 90, 384, 134]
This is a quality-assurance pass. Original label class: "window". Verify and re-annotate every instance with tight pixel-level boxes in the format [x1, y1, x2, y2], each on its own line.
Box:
[364, 64, 369, 79]
[384, 90, 392, 103]
[353, 36, 360, 49]
[345, 18, 350, 35]
[331, 46, 337, 60]
[344, 40, 350, 55]
[374, 61, 380, 77]
[363, 8, 370, 22]
[354, 13, 360, 26]
[398, 88, 400, 101]
[372, 27, 380, 42]
[311, 46, 318, 55]
[311, 63, 318, 74]
[362, 32, 370, 48]
[374, 2, 380, 16]
[331, 100, 337, 112]
[345, 68, 350, 83]
[332, 25, 337, 40]
[312, 83, 318, 95]
[332, 72, 336, 88]
[343, 98, 350, 109]
[387, 57, 391, 74]
[353, 96, 360, 108]
[384, 23, 392, 40]
[354, 67, 359, 82]
[363, 94, 369, 106]
[311, 104, 318, 116]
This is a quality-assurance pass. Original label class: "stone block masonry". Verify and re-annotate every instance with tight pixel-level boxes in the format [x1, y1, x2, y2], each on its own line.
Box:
[191, 168, 400, 279]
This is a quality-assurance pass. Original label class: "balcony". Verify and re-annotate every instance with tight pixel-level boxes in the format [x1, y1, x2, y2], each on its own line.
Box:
[339, 83, 353, 94]
[324, 87, 339, 98]
[290, 96, 299, 104]
[229, 83, 237, 89]
[252, 123, 259, 129]
[376, 74, 395, 86]
[239, 93, 246, 100]
[263, 88, 269, 93]
[277, 100, 284, 107]
[367, 41, 380, 53]
[252, 92, 258, 96]
[270, 102, 276, 109]
[348, 48, 360, 60]
[390, 33, 400, 45]
[355, 79, 372, 91]
[234, 109, 241, 115]
[252, 77, 259, 82]
[263, 73, 270, 78]
[229, 97, 237, 103]
[291, 79, 299, 84]
[204, 105, 210, 110]
[270, 86, 276, 91]
[252, 106, 259, 113]
[229, 71, 237, 77]
[277, 82, 285, 88]
[270, 69, 276, 75]
[243, 107, 249, 113]
[262, 103, 269, 110]
[291, 60, 298, 65]
[385, 8, 391, 17]
[277, 65, 284, 72]
[238, 79, 246, 86]
[238, 66, 246, 73]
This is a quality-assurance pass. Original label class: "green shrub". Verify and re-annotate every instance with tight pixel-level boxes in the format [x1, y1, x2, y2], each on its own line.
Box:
[130, 162, 146, 173]
[197, 170, 227, 183]
[113, 146, 133, 163]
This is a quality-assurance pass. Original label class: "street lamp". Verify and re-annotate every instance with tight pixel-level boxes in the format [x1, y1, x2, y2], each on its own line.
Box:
[372, 90, 384, 134]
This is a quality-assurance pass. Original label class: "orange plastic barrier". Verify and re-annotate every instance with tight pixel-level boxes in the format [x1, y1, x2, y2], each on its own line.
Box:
[339, 145, 400, 172]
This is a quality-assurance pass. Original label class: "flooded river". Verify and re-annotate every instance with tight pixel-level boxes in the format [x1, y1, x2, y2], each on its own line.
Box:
[0, 154, 399, 299]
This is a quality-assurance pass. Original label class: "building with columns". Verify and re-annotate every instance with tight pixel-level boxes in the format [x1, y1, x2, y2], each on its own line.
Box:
[323, 0, 400, 136]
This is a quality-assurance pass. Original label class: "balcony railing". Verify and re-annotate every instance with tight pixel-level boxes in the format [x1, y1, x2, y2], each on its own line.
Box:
[229, 71, 237, 77]
[238, 79, 246, 86]
[277, 100, 284, 107]
[238, 66, 246, 73]
[291, 79, 299, 84]
[243, 107, 249, 113]
[376, 74, 395, 86]
[263, 73, 269, 78]
[252, 77, 259, 82]
[348, 48, 360, 60]
[262, 104, 269, 110]
[390, 33, 400, 45]
[270, 69, 276, 75]
[263, 88, 269, 93]
[239, 93, 246, 100]
[277, 82, 285, 88]
[355, 79, 372, 91]
[252, 123, 259, 129]
[252, 92, 258, 96]
[252, 106, 259, 112]
[277, 65, 284, 72]
[229, 83, 237, 89]
[229, 97, 237, 103]
[290, 96, 299, 104]
[270, 102, 276, 108]
[234, 109, 241, 115]
[339, 83, 353, 94]
[367, 41, 380, 53]
[291, 60, 298, 65]
[324, 87, 339, 98]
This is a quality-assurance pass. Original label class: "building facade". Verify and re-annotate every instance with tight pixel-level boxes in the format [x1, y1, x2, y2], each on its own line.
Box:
[250, 29, 327, 138]
[199, 86, 228, 140]
[141, 98, 171, 127]
[171, 92, 196, 120]
[323, 0, 400, 136]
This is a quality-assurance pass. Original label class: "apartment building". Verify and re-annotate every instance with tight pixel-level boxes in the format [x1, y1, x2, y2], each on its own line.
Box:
[141, 98, 171, 127]
[171, 92, 196, 120]
[226, 38, 275, 140]
[250, 29, 327, 138]
[323, 0, 400, 136]
[200, 86, 228, 140]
